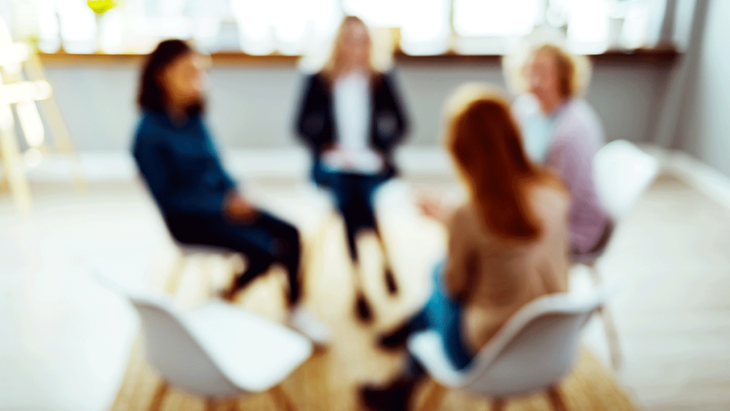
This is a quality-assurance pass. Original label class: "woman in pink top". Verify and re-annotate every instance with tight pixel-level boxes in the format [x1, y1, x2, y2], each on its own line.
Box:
[510, 43, 612, 257]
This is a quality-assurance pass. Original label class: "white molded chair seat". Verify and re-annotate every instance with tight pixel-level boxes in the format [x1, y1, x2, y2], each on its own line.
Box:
[95, 268, 312, 408]
[407, 289, 608, 408]
[593, 140, 661, 223]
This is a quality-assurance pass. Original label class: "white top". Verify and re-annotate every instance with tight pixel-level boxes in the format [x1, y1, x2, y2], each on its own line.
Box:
[323, 70, 383, 174]
[334, 70, 371, 151]
[511, 93, 559, 164]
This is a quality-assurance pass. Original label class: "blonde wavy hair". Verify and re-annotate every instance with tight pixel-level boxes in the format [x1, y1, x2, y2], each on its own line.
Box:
[503, 39, 592, 99]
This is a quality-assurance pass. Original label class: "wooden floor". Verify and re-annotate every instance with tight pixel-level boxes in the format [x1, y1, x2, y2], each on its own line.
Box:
[2, 169, 730, 411]
[110, 188, 637, 411]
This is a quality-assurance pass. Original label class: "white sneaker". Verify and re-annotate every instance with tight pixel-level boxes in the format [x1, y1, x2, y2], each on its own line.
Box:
[288, 306, 333, 347]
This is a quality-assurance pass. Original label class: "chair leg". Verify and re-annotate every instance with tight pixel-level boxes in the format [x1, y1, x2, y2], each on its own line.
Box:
[417, 379, 447, 411]
[269, 384, 296, 411]
[148, 381, 168, 411]
[491, 398, 506, 411]
[545, 386, 568, 411]
[588, 265, 623, 370]
[599, 305, 623, 370]
[204, 397, 217, 411]
[165, 253, 186, 295]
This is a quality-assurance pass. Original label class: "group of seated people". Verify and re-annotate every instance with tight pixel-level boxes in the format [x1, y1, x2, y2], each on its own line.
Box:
[132, 16, 611, 411]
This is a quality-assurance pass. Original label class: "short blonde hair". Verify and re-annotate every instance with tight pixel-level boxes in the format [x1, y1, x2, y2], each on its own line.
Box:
[503, 40, 592, 99]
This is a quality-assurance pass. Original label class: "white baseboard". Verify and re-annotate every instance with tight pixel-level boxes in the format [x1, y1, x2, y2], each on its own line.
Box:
[647, 146, 730, 211]
[17, 145, 730, 212]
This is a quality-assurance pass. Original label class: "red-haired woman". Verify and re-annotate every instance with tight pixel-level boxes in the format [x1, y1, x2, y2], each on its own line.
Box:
[360, 84, 571, 410]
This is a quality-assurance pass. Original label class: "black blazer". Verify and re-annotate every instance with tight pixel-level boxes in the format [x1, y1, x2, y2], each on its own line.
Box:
[295, 72, 409, 179]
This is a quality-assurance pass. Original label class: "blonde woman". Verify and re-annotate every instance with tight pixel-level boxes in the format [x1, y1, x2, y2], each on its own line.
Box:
[360, 84, 570, 410]
[294, 16, 410, 322]
[507, 42, 612, 258]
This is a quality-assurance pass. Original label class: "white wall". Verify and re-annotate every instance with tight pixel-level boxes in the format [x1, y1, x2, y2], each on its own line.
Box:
[42, 59, 673, 152]
[675, 0, 730, 177]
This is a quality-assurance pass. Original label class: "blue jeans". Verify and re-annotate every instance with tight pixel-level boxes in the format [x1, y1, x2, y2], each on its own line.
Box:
[406, 261, 474, 372]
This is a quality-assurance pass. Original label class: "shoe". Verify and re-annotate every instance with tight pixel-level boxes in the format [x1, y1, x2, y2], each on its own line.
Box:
[288, 306, 333, 347]
[384, 268, 398, 295]
[355, 292, 374, 323]
[360, 380, 416, 411]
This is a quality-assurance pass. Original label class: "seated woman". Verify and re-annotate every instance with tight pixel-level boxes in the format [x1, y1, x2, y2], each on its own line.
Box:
[295, 16, 409, 321]
[360, 84, 571, 411]
[132, 40, 330, 345]
[509, 42, 612, 258]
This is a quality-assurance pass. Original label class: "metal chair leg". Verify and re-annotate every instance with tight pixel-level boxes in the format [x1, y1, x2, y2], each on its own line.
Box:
[148, 381, 168, 411]
[588, 264, 623, 369]
[545, 386, 568, 411]
[269, 384, 296, 411]
[417, 379, 447, 411]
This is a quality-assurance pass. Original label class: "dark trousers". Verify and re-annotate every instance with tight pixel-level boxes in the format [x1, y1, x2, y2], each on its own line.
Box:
[313, 163, 391, 262]
[166, 211, 302, 306]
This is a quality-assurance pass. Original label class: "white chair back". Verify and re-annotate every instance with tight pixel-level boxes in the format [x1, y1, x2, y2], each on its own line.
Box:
[593, 140, 660, 222]
[409, 290, 608, 398]
[94, 271, 241, 397]
[131, 298, 243, 397]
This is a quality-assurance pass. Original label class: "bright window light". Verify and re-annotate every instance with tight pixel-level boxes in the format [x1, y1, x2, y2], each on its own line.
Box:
[567, 0, 609, 53]
[273, 0, 312, 55]
[400, 0, 450, 55]
[36, 0, 62, 53]
[56, 0, 97, 53]
[342, 0, 406, 28]
[231, 0, 275, 55]
[454, 0, 540, 37]
[99, 9, 126, 54]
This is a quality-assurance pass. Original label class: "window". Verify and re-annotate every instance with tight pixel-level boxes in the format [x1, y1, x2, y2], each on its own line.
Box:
[6, 0, 667, 56]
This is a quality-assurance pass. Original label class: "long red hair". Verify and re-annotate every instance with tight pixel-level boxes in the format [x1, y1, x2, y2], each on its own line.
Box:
[446, 84, 559, 240]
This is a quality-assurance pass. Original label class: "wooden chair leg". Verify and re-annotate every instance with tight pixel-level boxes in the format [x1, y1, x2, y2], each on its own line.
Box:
[269, 384, 296, 411]
[226, 398, 241, 411]
[545, 386, 568, 411]
[147, 381, 168, 411]
[165, 253, 186, 295]
[417, 379, 447, 411]
[491, 398, 506, 411]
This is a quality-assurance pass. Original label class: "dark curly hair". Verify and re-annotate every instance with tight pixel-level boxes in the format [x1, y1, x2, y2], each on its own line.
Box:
[137, 39, 204, 116]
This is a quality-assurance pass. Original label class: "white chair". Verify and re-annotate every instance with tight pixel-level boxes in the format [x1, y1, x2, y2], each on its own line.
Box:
[407, 289, 608, 411]
[95, 268, 313, 411]
[576, 139, 660, 369]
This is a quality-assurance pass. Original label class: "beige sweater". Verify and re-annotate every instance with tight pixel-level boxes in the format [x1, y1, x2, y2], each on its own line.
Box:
[444, 183, 570, 354]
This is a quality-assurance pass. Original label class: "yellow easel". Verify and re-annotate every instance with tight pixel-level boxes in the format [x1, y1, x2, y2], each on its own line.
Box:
[0, 17, 86, 214]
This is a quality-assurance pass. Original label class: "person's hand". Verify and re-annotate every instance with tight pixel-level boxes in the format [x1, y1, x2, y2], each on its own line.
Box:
[224, 192, 258, 222]
[417, 196, 451, 224]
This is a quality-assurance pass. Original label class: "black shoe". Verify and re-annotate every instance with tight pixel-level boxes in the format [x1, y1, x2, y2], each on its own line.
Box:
[384, 268, 398, 295]
[360, 380, 415, 411]
[355, 293, 374, 323]
[378, 323, 411, 351]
